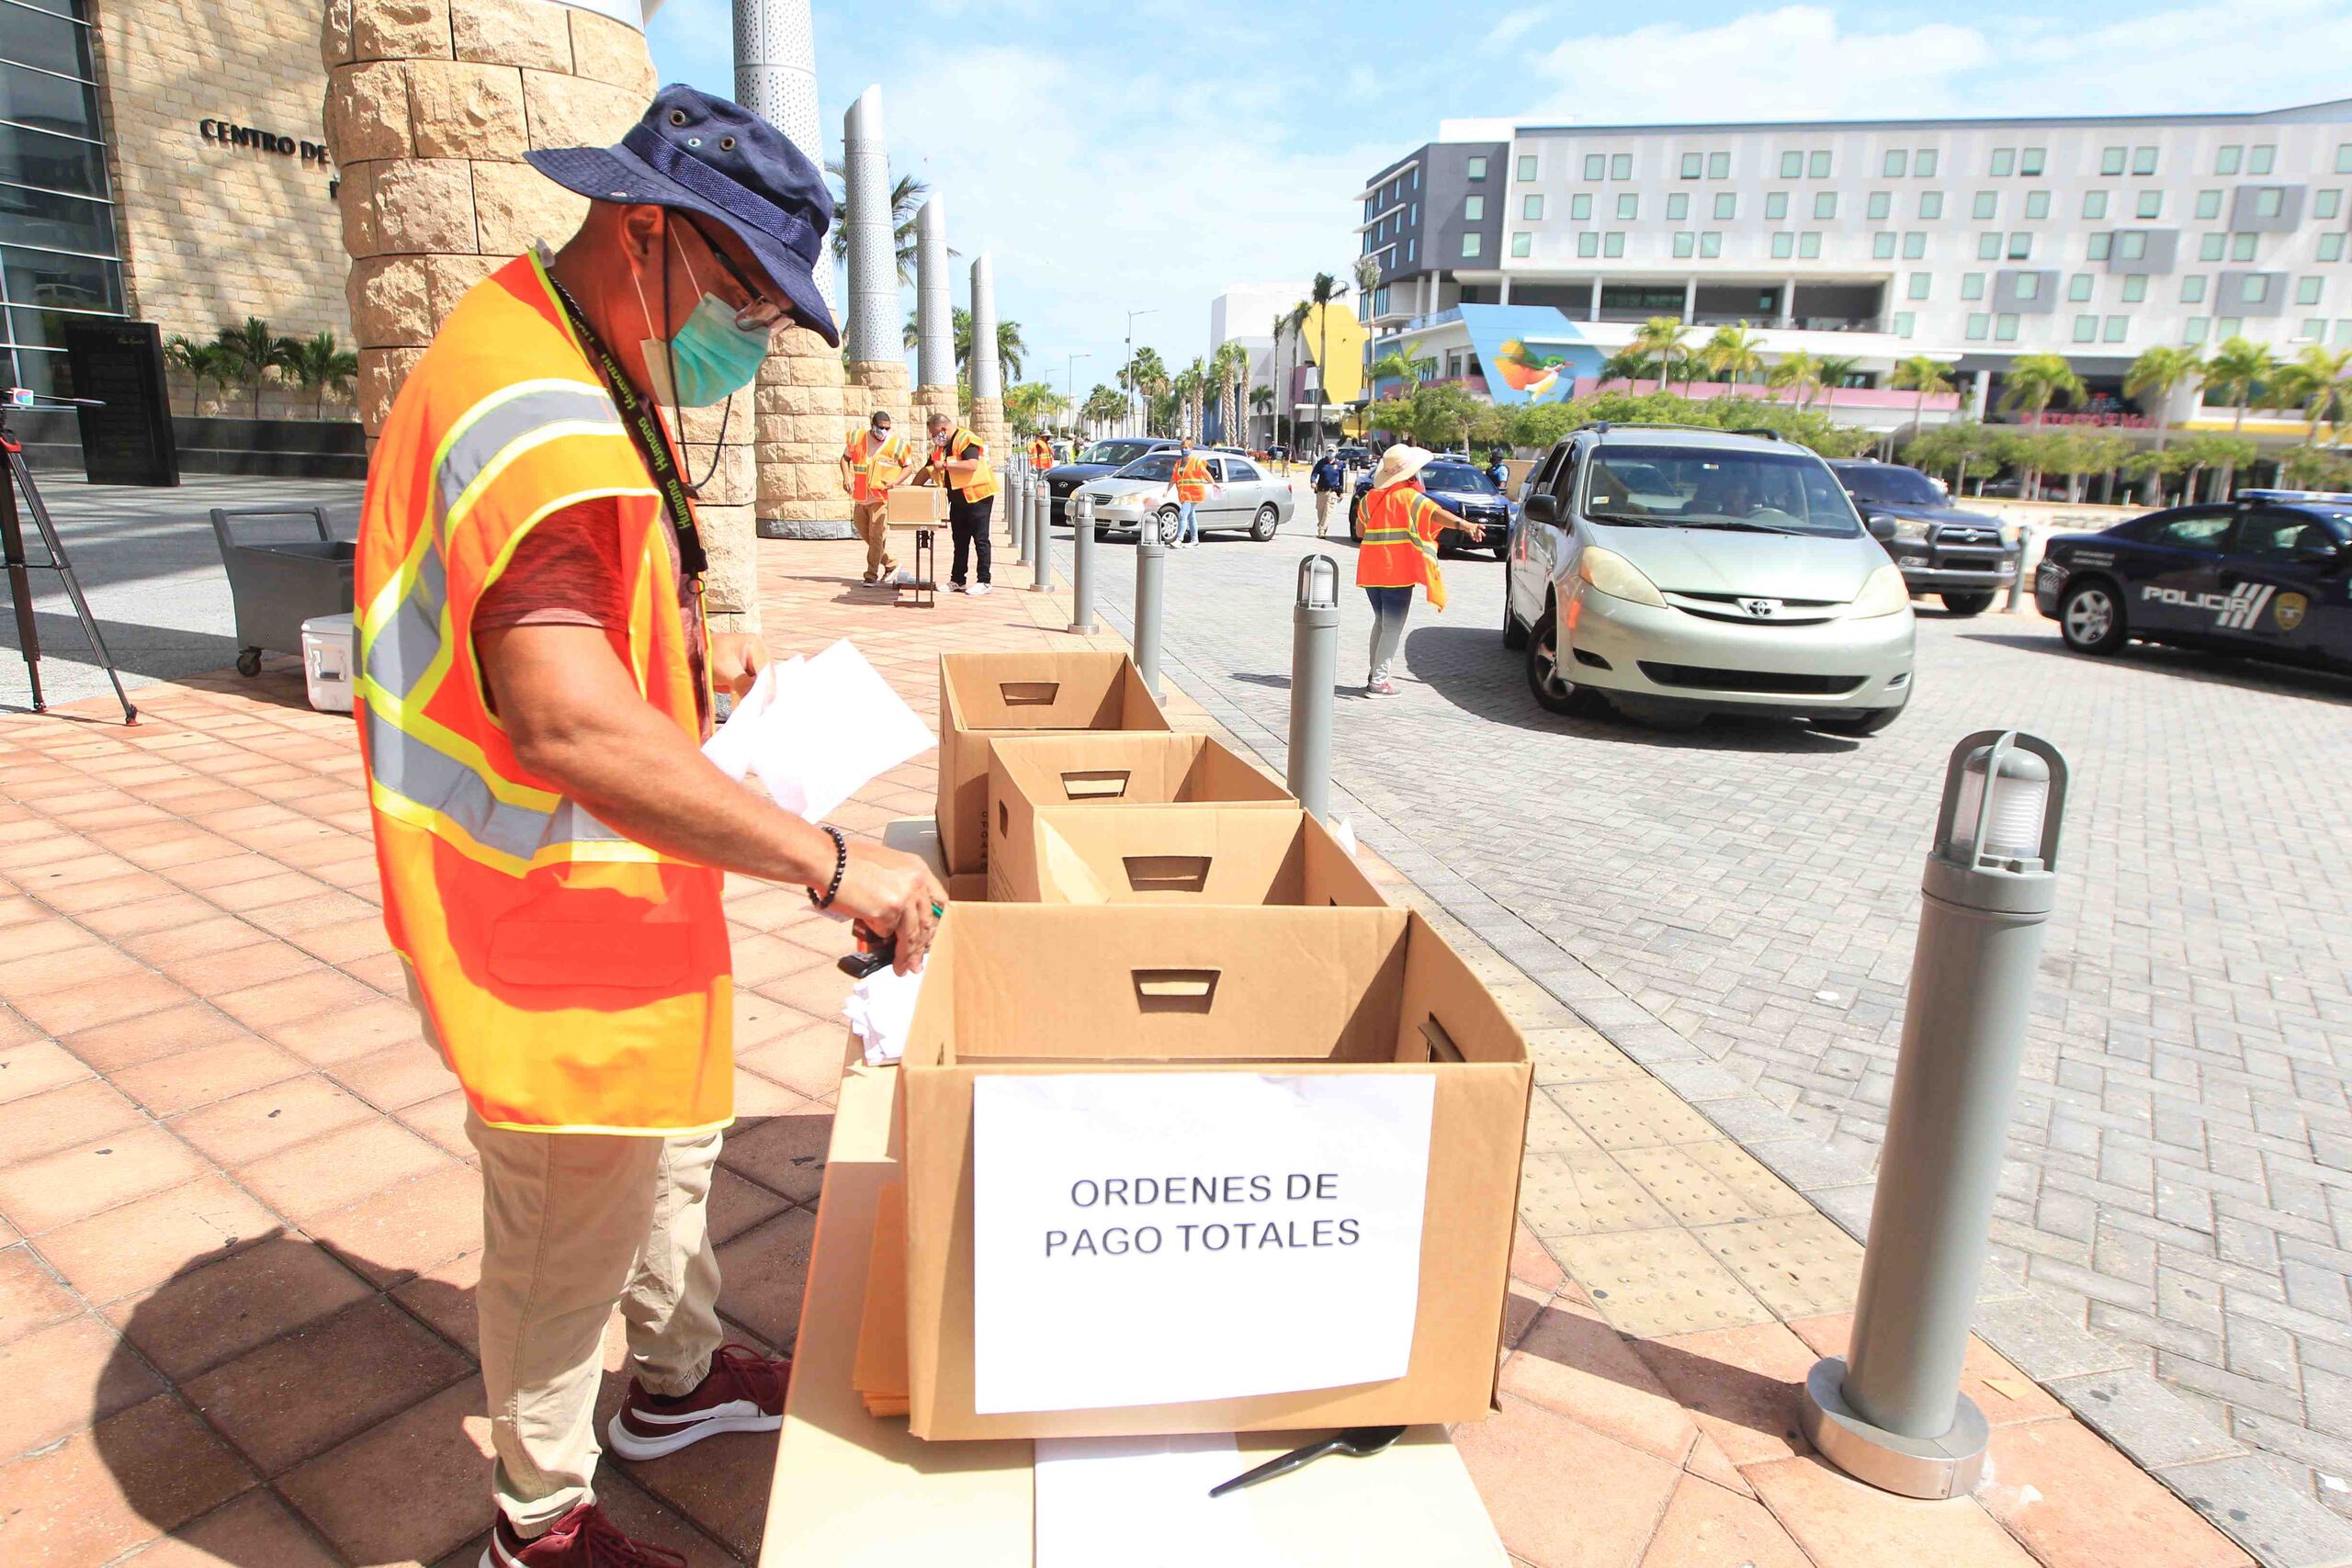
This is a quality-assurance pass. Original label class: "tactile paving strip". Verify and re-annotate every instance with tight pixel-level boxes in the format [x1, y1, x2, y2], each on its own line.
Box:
[1520, 1025, 1645, 1086]
[1690, 1213, 1865, 1320]
[1618, 1143, 1821, 1226]
[1517, 1150, 1674, 1240]
[1521, 1091, 1605, 1156]
[1546, 1079, 1724, 1151]
[1554, 1227, 1775, 1338]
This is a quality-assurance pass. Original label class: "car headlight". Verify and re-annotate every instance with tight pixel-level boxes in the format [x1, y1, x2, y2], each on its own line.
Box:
[1849, 562, 1912, 618]
[1892, 516, 1931, 541]
[1577, 547, 1667, 607]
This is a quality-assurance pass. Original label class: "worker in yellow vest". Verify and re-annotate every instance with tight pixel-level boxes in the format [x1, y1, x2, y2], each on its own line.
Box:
[1353, 444, 1465, 695]
[918, 412, 1000, 592]
[1160, 436, 1217, 547]
[1028, 432, 1055, 472]
[353, 88, 944, 1567]
[840, 410, 914, 584]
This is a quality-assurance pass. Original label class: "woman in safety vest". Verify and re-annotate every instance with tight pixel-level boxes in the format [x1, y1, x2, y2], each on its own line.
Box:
[1354, 444, 1470, 695]
[1160, 438, 1217, 547]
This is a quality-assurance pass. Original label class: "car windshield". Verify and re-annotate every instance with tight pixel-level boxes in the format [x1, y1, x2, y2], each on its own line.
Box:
[1115, 453, 1181, 481]
[1420, 462, 1498, 494]
[1836, 464, 1947, 507]
[1080, 440, 1155, 466]
[1582, 446, 1863, 536]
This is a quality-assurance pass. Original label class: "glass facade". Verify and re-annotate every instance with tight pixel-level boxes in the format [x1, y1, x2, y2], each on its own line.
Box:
[0, 0, 124, 395]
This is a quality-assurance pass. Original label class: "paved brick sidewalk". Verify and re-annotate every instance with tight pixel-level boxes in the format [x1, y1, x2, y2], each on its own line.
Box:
[0, 529, 2250, 1566]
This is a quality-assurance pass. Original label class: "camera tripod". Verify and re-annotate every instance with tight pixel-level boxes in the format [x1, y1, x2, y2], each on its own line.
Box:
[0, 402, 136, 724]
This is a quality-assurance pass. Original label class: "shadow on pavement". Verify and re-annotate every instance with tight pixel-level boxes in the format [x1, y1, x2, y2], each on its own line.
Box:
[0, 610, 241, 683]
[1960, 628, 2352, 703]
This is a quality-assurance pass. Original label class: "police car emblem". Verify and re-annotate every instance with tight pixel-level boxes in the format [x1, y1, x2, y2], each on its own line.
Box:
[2275, 592, 2309, 631]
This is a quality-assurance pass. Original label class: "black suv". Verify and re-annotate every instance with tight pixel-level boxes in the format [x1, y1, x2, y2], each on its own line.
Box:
[1827, 459, 2021, 615]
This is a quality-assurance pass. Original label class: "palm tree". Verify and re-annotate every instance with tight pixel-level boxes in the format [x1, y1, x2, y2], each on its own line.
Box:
[2121, 344, 2205, 501]
[1250, 384, 1273, 444]
[1889, 355, 1955, 439]
[2204, 336, 2276, 498]
[1629, 317, 1692, 394]
[903, 307, 1029, 384]
[1766, 351, 1825, 413]
[1304, 272, 1354, 455]
[824, 162, 933, 285]
[1997, 353, 2086, 498]
[1210, 340, 1250, 444]
[1121, 348, 1170, 435]
[1371, 350, 1422, 393]
[2287, 344, 2352, 445]
[1815, 355, 1862, 409]
[1598, 348, 1653, 389]
[1280, 301, 1310, 447]
[1701, 322, 1765, 387]
[164, 334, 236, 415]
[273, 329, 358, 419]
[214, 316, 290, 417]
[1080, 382, 1127, 434]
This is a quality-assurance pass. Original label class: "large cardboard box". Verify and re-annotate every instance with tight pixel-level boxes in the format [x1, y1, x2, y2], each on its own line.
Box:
[986, 732, 1293, 901]
[936, 652, 1170, 874]
[883, 486, 944, 525]
[994, 804, 1385, 908]
[895, 904, 1532, 1441]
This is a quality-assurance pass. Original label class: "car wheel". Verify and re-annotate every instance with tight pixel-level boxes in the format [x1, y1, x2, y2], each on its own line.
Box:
[1525, 605, 1600, 716]
[1250, 503, 1279, 542]
[1501, 588, 1529, 650]
[1814, 705, 1905, 735]
[1155, 506, 1182, 546]
[1941, 591, 1996, 615]
[2059, 580, 2128, 655]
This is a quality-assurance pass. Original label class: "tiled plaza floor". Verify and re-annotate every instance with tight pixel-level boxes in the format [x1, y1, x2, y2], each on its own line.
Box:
[0, 528, 2253, 1566]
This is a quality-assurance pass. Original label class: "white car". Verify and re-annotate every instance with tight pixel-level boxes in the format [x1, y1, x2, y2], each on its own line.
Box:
[1502, 425, 1917, 733]
[1071, 451, 1295, 543]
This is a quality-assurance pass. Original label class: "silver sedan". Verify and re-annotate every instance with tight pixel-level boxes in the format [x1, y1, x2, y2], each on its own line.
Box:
[1072, 452, 1295, 543]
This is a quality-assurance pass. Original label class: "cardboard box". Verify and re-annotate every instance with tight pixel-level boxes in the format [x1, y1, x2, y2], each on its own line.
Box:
[936, 652, 1170, 874]
[986, 732, 1292, 901]
[895, 903, 1532, 1441]
[884, 486, 944, 525]
[993, 804, 1385, 908]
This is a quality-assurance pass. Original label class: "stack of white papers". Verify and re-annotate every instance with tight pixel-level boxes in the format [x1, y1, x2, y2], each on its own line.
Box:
[843, 962, 925, 1066]
[702, 638, 933, 821]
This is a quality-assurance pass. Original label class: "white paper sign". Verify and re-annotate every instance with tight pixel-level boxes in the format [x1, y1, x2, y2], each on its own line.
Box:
[972, 1072, 1437, 1414]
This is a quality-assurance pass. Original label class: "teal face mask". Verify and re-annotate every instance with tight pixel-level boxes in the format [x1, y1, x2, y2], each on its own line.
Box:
[658, 293, 770, 407]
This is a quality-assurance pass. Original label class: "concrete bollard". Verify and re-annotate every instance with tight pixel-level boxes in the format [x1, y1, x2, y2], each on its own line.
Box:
[1134, 534, 1166, 700]
[1069, 494, 1098, 632]
[1800, 730, 2069, 1500]
[1013, 469, 1033, 567]
[1006, 468, 1023, 545]
[1031, 478, 1053, 592]
[1287, 554, 1340, 818]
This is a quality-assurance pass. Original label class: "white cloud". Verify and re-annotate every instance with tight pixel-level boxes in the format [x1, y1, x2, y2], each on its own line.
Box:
[1487, 6, 1550, 51]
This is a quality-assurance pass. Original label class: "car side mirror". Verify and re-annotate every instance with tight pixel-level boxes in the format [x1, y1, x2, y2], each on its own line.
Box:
[1523, 493, 1560, 525]
[1864, 513, 1898, 543]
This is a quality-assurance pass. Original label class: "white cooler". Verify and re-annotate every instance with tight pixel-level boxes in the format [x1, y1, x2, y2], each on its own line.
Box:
[301, 613, 355, 714]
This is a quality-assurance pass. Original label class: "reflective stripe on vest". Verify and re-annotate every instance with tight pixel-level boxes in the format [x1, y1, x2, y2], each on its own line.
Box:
[846, 429, 909, 501]
[1355, 484, 1447, 610]
[940, 427, 998, 501]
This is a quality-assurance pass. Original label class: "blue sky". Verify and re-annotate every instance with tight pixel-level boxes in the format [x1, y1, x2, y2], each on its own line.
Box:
[646, 0, 2352, 412]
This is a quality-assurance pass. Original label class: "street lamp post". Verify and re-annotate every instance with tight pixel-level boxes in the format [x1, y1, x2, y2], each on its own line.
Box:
[1067, 351, 1090, 447]
[1125, 308, 1156, 437]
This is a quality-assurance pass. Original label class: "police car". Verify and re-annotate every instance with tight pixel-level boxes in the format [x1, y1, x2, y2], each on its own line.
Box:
[2035, 490, 2352, 672]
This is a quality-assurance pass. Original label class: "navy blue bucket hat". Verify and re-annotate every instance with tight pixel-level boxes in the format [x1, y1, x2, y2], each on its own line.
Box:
[526, 84, 839, 347]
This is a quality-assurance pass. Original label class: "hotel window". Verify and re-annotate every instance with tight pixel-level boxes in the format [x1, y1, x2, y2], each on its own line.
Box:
[2016, 273, 2040, 300]
[2317, 190, 2343, 220]
[1603, 231, 1625, 257]
[1666, 193, 1688, 220]
[2181, 275, 2207, 302]
[2199, 233, 2224, 260]
[1570, 193, 1592, 220]
[2255, 188, 2284, 219]
[1610, 152, 1633, 179]
[1511, 232, 1532, 258]
[1962, 272, 1985, 300]
[2026, 190, 2051, 220]
[1617, 193, 1638, 220]
[2217, 316, 2244, 336]
[1766, 191, 1789, 220]
[2232, 232, 2258, 261]
[2299, 276, 2324, 305]
[1780, 151, 1803, 178]
[1464, 196, 1484, 220]
[1917, 148, 1939, 175]
[2082, 190, 2108, 219]
[2216, 145, 2243, 175]
[1700, 231, 1722, 257]
[1996, 314, 2019, 342]
[1680, 152, 1702, 178]
[2122, 275, 2148, 302]
[2340, 320, 2352, 344]
[1918, 191, 1944, 219]
[1809, 151, 1831, 177]
[1708, 152, 1730, 178]
[0, 0, 129, 396]
[1990, 147, 2016, 176]
[1973, 191, 1997, 219]
[1517, 154, 1536, 181]
[1903, 231, 1928, 258]
[1523, 194, 1544, 220]
[2303, 317, 2327, 340]
[1873, 233, 1896, 258]
[2132, 146, 2157, 175]
[1893, 310, 1915, 337]
[1815, 191, 1837, 220]
[1966, 312, 1989, 340]
[1713, 192, 1737, 220]
[2250, 144, 2276, 175]
[2186, 318, 2211, 344]
[1907, 272, 1931, 299]
[1462, 232, 1481, 257]
[1673, 232, 1694, 258]
[1868, 191, 1891, 220]
[2104, 315, 2128, 343]
[1467, 156, 1487, 179]
[2073, 314, 2098, 343]
[2100, 147, 2127, 175]
[2089, 233, 2115, 260]
[2339, 144, 2352, 174]
[2241, 275, 2270, 304]
[2132, 190, 2160, 220]
[1978, 231, 2002, 260]
[2020, 147, 2046, 175]
[1883, 149, 1908, 177]
[2118, 231, 2147, 261]
[2068, 274, 2093, 301]
[2008, 232, 2033, 260]
[2195, 189, 2222, 220]
[1771, 231, 1794, 259]
[1798, 232, 1821, 257]
[2322, 233, 2346, 262]
[1577, 232, 1600, 257]
[1584, 153, 1605, 180]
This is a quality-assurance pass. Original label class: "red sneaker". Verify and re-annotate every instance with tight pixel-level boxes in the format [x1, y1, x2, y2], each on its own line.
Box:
[481, 1501, 683, 1567]
[605, 1343, 788, 1461]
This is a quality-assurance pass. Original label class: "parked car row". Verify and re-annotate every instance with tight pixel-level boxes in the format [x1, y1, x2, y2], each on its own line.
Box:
[1065, 450, 1295, 543]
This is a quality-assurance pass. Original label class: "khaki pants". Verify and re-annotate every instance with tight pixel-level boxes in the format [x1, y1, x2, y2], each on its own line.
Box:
[1315, 490, 1336, 534]
[854, 499, 894, 577]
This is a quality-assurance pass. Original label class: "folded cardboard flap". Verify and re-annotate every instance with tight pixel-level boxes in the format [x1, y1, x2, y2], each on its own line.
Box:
[983, 731, 1291, 896]
[997, 805, 1384, 909]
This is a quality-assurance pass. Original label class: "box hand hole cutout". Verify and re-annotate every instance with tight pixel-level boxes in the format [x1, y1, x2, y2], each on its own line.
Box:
[1132, 968, 1221, 1012]
[1059, 770, 1132, 799]
[999, 682, 1061, 705]
[1122, 854, 1212, 894]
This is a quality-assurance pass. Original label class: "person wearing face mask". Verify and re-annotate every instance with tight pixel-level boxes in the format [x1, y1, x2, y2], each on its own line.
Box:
[917, 410, 999, 594]
[1353, 444, 1466, 696]
[841, 409, 912, 584]
[352, 86, 946, 1568]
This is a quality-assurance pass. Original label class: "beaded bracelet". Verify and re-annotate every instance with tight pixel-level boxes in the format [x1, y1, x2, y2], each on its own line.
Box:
[808, 824, 847, 909]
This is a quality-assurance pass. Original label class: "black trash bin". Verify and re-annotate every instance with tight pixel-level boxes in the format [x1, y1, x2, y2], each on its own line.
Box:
[208, 506, 356, 676]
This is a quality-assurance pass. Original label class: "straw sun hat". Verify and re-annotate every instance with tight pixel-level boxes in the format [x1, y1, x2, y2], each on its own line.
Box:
[1370, 445, 1437, 489]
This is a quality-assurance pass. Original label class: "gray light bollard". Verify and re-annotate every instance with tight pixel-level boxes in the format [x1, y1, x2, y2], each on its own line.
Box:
[1133, 533, 1166, 700]
[1030, 479, 1052, 592]
[1287, 554, 1339, 819]
[1800, 730, 2068, 1500]
[1013, 470, 1033, 568]
[1006, 468, 1023, 545]
[1069, 494, 1098, 632]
